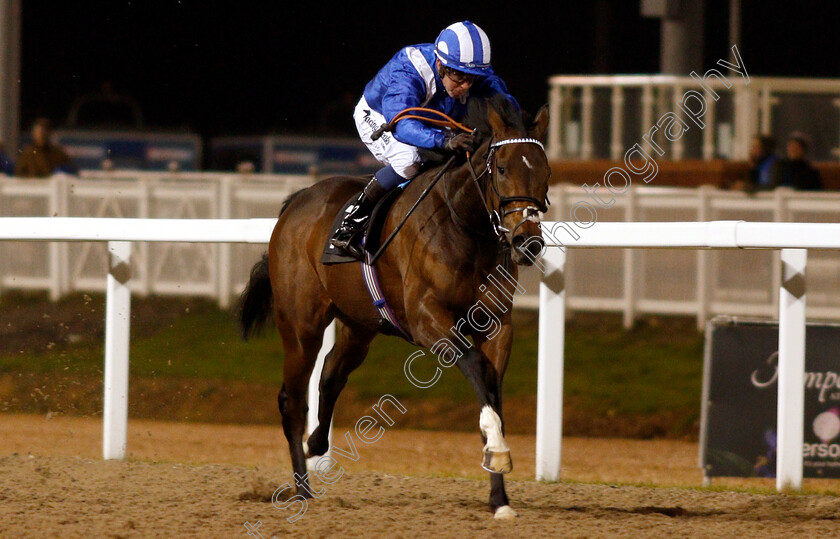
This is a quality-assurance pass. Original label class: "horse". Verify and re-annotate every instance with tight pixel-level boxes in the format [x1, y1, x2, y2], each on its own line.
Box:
[239, 94, 551, 519]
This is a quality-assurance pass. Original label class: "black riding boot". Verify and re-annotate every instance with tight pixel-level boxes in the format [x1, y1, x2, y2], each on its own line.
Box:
[330, 177, 388, 259]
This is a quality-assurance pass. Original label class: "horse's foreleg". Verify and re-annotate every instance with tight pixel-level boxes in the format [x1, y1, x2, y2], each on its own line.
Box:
[409, 302, 515, 518]
[456, 348, 512, 475]
[486, 404, 515, 519]
[473, 326, 516, 519]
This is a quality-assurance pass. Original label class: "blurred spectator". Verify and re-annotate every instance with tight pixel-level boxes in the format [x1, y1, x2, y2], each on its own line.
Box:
[15, 119, 78, 178]
[0, 140, 14, 175]
[66, 81, 143, 129]
[742, 135, 778, 192]
[771, 132, 823, 191]
[236, 161, 256, 174]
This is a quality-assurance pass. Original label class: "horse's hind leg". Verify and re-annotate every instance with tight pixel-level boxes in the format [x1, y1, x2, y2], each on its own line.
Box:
[305, 319, 376, 458]
[277, 321, 329, 497]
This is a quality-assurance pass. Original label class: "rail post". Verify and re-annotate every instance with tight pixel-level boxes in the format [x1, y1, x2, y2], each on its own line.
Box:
[580, 86, 594, 160]
[103, 241, 132, 460]
[623, 187, 637, 329]
[548, 83, 562, 159]
[776, 248, 806, 491]
[536, 247, 566, 481]
[217, 176, 233, 308]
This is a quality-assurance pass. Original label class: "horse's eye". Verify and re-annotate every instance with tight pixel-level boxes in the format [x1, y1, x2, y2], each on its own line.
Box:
[497, 166, 505, 175]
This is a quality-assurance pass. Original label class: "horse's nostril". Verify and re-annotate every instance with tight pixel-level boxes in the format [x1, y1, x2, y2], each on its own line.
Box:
[512, 235, 525, 248]
[528, 238, 545, 257]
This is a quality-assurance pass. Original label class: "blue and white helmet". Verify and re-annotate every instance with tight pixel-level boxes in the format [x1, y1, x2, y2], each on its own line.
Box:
[434, 21, 493, 76]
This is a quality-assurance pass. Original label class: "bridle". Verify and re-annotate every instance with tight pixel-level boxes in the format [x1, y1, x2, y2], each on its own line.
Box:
[370, 106, 550, 256]
[458, 137, 550, 244]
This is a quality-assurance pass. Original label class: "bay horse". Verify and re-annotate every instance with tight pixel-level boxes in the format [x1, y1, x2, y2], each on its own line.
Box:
[239, 95, 551, 519]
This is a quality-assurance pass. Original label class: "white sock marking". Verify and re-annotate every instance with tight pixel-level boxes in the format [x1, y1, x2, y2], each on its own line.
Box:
[479, 405, 510, 453]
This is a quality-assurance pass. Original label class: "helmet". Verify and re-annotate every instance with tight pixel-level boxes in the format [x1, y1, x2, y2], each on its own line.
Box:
[434, 21, 493, 76]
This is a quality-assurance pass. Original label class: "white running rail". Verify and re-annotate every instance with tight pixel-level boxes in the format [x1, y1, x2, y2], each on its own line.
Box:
[536, 220, 840, 492]
[6, 176, 840, 330]
[0, 216, 835, 492]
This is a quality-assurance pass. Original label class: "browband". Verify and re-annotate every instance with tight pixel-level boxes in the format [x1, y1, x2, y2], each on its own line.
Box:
[489, 138, 545, 151]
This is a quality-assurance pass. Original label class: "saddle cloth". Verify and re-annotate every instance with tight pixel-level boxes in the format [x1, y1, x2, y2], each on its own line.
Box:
[320, 184, 413, 341]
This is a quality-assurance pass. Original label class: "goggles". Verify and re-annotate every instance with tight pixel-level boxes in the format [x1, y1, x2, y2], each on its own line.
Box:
[441, 66, 477, 86]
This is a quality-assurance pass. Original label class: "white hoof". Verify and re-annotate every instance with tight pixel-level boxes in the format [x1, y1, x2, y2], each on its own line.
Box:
[494, 505, 518, 520]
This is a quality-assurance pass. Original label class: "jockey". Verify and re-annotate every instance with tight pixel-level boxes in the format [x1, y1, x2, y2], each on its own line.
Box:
[330, 20, 519, 259]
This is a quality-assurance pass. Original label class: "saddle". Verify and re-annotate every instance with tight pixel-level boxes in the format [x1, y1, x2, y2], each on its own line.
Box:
[320, 183, 405, 266]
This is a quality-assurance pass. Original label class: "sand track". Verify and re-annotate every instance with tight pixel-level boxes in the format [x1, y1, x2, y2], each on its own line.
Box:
[1, 414, 838, 537]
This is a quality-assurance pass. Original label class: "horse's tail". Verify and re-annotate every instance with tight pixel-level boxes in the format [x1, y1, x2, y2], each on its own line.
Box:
[239, 188, 308, 340]
[238, 253, 273, 340]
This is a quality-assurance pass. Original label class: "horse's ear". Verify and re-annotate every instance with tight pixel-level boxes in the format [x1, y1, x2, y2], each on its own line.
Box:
[487, 105, 509, 137]
[528, 104, 550, 142]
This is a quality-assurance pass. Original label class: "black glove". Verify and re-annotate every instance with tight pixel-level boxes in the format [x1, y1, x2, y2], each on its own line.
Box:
[443, 132, 477, 153]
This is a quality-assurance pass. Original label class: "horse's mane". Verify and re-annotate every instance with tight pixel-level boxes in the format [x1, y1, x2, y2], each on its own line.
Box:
[463, 94, 528, 145]
[278, 188, 306, 218]
[414, 94, 529, 167]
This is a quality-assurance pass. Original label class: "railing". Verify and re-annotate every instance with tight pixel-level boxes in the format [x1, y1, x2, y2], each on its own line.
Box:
[0, 217, 276, 460]
[0, 172, 315, 306]
[540, 185, 840, 330]
[0, 217, 830, 494]
[534, 221, 840, 492]
[547, 75, 840, 161]
[4, 175, 840, 331]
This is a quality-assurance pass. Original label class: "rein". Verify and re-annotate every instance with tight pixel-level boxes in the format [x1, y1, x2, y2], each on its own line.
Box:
[368, 155, 457, 264]
[370, 107, 473, 141]
[369, 106, 549, 259]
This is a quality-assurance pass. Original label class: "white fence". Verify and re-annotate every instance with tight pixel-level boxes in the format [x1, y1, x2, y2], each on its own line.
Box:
[0, 217, 834, 494]
[535, 220, 840, 492]
[5, 175, 840, 332]
[0, 218, 275, 459]
[547, 75, 840, 161]
[544, 185, 840, 329]
[0, 172, 313, 306]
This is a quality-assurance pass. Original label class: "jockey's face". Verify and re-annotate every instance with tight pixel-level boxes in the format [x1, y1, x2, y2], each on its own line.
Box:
[437, 61, 475, 99]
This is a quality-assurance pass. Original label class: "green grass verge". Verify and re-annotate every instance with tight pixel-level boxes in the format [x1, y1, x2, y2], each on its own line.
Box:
[0, 293, 704, 431]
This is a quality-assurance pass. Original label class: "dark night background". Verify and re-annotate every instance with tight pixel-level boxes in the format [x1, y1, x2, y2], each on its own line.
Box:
[18, 1, 840, 139]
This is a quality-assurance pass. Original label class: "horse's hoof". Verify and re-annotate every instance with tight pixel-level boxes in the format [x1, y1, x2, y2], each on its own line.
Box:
[304, 435, 328, 459]
[482, 449, 513, 474]
[494, 505, 518, 520]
